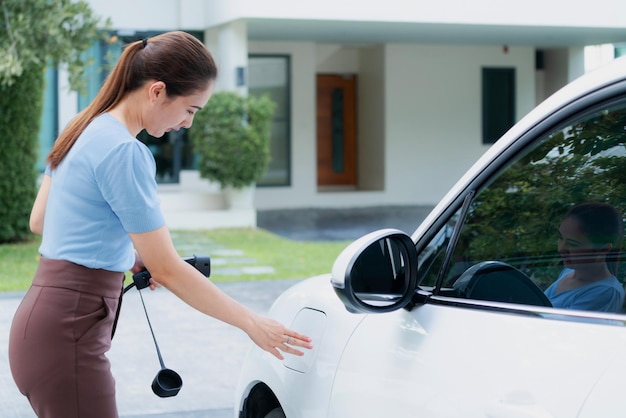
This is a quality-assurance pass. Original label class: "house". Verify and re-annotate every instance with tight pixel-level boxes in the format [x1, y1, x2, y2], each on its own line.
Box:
[41, 0, 626, 229]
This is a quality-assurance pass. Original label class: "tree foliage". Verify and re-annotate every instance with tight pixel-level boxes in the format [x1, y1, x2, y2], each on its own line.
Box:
[0, 0, 107, 242]
[0, 0, 108, 88]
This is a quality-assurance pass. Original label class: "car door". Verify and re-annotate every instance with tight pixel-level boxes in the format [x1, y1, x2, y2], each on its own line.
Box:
[329, 82, 626, 417]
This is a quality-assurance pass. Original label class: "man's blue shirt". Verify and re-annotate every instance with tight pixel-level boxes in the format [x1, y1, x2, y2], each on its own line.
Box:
[545, 268, 625, 313]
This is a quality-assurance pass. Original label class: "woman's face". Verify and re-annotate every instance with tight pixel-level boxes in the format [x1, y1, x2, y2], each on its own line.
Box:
[145, 81, 213, 138]
[557, 216, 609, 268]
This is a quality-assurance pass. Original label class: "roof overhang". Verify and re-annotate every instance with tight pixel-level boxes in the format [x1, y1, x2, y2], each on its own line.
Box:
[246, 18, 626, 48]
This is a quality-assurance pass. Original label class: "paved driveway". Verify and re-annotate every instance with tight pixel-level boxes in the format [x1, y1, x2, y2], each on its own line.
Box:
[1, 280, 300, 418]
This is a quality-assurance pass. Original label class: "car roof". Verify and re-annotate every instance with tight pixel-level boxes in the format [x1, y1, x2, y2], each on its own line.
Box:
[413, 55, 626, 240]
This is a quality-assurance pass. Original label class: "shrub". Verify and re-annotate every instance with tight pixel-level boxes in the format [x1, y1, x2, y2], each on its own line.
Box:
[0, 0, 106, 243]
[190, 91, 275, 189]
[0, 66, 43, 242]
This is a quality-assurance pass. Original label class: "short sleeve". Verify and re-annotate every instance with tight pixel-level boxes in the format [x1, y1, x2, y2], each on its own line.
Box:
[95, 141, 165, 233]
[571, 285, 624, 313]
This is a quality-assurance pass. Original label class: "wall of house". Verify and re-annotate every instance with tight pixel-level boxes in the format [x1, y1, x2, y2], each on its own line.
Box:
[383, 44, 536, 205]
[248, 41, 536, 209]
[358, 46, 386, 192]
[542, 49, 571, 102]
[70, 0, 597, 212]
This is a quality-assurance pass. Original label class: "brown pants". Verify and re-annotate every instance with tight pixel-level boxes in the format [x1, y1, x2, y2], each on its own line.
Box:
[9, 257, 124, 418]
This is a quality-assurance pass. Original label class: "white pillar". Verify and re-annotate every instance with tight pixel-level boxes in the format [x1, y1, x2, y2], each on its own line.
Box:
[567, 47, 586, 82]
[57, 66, 79, 131]
[584, 44, 616, 73]
[208, 20, 248, 96]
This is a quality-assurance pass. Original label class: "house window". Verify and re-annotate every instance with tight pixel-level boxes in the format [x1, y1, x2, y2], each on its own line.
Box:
[248, 55, 291, 186]
[482, 67, 515, 144]
[77, 38, 121, 111]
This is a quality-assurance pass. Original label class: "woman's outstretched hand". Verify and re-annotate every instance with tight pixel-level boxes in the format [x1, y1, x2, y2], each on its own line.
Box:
[247, 313, 313, 360]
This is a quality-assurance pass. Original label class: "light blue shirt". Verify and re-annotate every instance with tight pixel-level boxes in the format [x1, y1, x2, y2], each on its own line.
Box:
[544, 268, 625, 313]
[39, 113, 165, 272]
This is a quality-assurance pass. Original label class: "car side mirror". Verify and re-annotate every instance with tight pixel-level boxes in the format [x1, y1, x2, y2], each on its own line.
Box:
[331, 229, 419, 313]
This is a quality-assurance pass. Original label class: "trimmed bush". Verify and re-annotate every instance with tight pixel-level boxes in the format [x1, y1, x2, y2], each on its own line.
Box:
[190, 91, 275, 189]
[0, 66, 43, 242]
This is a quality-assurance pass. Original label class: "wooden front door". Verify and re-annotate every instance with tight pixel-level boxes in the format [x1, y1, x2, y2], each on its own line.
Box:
[316, 74, 357, 186]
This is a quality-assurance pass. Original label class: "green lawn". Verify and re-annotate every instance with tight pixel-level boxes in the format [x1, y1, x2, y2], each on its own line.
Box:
[0, 229, 351, 292]
[0, 237, 41, 292]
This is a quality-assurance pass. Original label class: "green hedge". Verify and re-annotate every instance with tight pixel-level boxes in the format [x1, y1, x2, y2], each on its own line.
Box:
[0, 66, 44, 243]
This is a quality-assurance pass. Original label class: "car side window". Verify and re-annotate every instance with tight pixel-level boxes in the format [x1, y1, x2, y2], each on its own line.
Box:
[419, 99, 626, 313]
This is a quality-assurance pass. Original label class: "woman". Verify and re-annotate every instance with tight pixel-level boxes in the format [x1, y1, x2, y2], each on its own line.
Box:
[544, 202, 625, 313]
[9, 31, 311, 418]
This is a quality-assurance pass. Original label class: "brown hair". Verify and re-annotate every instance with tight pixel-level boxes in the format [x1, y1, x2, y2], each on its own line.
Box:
[565, 202, 624, 274]
[47, 31, 218, 169]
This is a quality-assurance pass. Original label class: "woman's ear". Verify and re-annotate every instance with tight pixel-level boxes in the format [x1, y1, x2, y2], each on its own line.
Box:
[147, 81, 167, 102]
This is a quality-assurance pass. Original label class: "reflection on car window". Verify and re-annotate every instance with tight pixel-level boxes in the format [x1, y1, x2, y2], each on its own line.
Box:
[417, 211, 462, 289]
[545, 202, 625, 312]
[419, 99, 626, 314]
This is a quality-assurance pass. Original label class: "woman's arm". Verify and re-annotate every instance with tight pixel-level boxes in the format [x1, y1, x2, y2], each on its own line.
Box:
[29, 174, 51, 235]
[129, 226, 312, 359]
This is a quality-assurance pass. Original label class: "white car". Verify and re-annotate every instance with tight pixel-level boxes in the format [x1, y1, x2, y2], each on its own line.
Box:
[235, 56, 626, 418]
